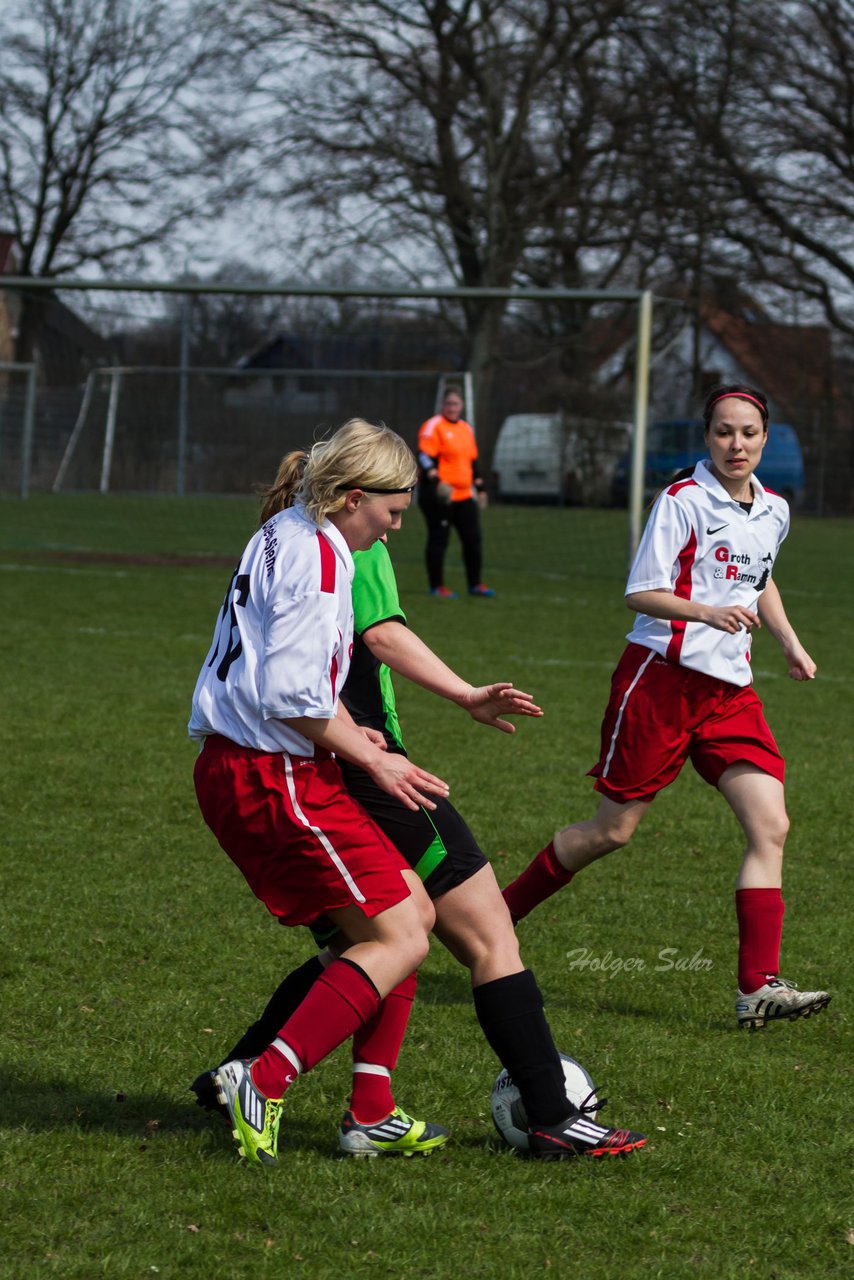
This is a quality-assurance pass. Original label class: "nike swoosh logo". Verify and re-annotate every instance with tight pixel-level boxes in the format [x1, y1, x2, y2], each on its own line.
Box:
[706, 524, 728, 535]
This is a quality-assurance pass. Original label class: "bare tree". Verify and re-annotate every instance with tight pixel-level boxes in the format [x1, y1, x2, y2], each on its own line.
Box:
[245, 0, 655, 459]
[0, 0, 248, 279]
[638, 0, 854, 337]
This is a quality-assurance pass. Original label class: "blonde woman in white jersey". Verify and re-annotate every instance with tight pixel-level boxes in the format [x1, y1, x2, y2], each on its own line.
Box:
[503, 384, 831, 1031]
[189, 419, 452, 1167]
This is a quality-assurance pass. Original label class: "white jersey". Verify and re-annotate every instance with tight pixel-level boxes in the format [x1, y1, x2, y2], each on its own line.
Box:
[626, 459, 789, 686]
[189, 504, 355, 755]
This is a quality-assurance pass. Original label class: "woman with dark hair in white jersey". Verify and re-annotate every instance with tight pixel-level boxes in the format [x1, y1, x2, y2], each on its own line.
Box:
[504, 384, 831, 1033]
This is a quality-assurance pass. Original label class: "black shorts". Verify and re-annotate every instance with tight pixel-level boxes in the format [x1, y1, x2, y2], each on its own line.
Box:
[339, 758, 488, 901]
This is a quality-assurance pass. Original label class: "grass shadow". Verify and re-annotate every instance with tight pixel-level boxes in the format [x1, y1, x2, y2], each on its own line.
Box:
[0, 1067, 329, 1152]
[538, 984, 729, 1030]
[0, 1067, 509, 1162]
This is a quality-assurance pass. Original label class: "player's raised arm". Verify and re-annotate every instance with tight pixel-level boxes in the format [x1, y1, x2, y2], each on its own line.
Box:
[362, 617, 542, 732]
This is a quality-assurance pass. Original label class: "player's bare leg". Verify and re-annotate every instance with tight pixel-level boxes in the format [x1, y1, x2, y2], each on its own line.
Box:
[553, 795, 651, 872]
[503, 796, 649, 923]
[719, 763, 830, 1028]
[431, 863, 523, 985]
[718, 764, 787, 889]
[325, 870, 435, 995]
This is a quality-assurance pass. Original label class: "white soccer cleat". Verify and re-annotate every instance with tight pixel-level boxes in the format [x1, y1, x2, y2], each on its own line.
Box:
[736, 978, 831, 1031]
[338, 1106, 450, 1157]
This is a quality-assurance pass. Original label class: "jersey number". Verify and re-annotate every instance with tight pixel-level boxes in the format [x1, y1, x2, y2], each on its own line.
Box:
[208, 570, 250, 681]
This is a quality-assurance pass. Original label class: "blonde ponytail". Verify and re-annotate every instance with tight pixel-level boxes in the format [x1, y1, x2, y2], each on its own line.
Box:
[258, 451, 308, 525]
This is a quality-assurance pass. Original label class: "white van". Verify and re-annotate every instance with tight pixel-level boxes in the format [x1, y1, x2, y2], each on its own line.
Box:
[492, 413, 630, 506]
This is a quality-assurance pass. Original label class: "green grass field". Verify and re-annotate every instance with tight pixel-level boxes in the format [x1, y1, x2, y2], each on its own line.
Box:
[1, 495, 851, 1280]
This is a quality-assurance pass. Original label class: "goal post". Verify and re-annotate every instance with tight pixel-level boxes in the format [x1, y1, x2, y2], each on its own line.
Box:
[2, 275, 654, 560]
[629, 290, 654, 560]
[0, 360, 38, 499]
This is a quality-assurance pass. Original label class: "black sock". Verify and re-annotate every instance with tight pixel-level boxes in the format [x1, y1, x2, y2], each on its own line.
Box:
[473, 970, 569, 1127]
[220, 955, 325, 1065]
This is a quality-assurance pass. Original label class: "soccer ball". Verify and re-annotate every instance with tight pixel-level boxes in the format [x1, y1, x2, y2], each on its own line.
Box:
[491, 1053, 600, 1152]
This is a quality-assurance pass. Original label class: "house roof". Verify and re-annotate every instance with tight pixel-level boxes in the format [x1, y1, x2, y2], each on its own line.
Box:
[700, 303, 830, 409]
[235, 327, 464, 373]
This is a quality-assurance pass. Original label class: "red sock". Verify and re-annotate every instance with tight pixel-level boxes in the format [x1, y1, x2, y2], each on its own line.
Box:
[251, 958, 381, 1098]
[350, 973, 417, 1122]
[502, 841, 575, 923]
[736, 888, 785, 994]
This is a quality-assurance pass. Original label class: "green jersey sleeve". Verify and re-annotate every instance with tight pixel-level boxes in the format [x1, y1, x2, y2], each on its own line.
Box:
[352, 541, 407, 635]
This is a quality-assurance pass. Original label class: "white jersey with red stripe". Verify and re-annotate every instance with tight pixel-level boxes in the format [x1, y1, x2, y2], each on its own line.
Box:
[625, 459, 790, 686]
[189, 503, 354, 755]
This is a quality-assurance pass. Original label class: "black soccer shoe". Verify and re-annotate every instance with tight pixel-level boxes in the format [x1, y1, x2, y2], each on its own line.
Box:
[190, 1068, 229, 1121]
[528, 1111, 647, 1159]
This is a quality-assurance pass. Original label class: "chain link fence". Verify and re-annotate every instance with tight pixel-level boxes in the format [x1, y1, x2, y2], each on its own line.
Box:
[1, 279, 851, 515]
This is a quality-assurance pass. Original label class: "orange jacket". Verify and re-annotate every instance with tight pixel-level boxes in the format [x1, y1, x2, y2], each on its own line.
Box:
[418, 414, 479, 502]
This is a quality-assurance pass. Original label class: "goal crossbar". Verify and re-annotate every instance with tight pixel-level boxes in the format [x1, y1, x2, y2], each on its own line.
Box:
[3, 276, 655, 557]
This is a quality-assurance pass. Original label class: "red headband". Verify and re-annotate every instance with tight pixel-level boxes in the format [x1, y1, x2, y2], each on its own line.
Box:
[708, 391, 766, 416]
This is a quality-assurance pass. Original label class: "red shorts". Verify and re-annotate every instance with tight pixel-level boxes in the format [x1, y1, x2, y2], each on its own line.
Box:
[193, 735, 412, 928]
[588, 643, 785, 804]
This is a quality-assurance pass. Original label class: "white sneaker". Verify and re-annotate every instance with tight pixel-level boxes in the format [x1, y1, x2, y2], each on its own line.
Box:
[736, 978, 831, 1031]
[338, 1105, 450, 1157]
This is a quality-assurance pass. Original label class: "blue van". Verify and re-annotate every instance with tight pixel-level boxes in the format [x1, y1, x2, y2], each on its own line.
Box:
[610, 418, 805, 507]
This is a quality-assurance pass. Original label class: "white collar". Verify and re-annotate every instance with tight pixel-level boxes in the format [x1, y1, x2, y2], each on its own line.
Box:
[694, 459, 769, 513]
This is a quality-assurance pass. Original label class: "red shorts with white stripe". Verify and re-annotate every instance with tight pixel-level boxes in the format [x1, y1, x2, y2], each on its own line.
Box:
[588, 643, 785, 804]
[193, 734, 412, 928]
